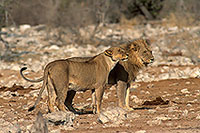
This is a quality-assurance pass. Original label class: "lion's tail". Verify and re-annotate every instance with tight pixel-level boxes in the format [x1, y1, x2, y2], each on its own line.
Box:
[28, 67, 49, 112]
[20, 67, 43, 83]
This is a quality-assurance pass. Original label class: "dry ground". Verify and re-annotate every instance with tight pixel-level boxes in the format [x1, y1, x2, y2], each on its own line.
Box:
[0, 65, 200, 133]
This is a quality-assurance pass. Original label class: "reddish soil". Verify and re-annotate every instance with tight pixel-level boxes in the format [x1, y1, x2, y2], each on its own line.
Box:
[0, 67, 200, 133]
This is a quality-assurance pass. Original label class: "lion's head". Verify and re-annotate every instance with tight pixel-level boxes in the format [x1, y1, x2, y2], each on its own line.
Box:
[122, 39, 154, 68]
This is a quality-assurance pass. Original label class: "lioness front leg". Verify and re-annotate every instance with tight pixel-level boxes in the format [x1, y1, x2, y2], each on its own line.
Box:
[95, 87, 104, 114]
[91, 89, 97, 114]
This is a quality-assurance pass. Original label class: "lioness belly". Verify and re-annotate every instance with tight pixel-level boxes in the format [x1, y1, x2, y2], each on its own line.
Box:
[68, 83, 92, 92]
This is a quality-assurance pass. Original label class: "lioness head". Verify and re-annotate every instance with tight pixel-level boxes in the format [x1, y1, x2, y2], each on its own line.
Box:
[124, 39, 154, 67]
[104, 47, 128, 61]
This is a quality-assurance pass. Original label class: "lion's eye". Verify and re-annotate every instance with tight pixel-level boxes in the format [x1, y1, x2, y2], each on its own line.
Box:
[143, 51, 147, 54]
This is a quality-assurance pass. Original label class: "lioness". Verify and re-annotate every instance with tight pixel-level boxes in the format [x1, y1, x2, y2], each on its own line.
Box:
[66, 39, 154, 111]
[20, 47, 128, 114]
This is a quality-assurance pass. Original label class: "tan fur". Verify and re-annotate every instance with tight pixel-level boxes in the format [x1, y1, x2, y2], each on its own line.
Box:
[20, 47, 128, 114]
[67, 39, 154, 111]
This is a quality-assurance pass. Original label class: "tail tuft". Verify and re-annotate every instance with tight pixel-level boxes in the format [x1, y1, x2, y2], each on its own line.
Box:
[28, 106, 35, 112]
[21, 67, 27, 71]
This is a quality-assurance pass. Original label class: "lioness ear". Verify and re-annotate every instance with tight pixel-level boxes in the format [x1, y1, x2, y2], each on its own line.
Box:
[105, 49, 113, 57]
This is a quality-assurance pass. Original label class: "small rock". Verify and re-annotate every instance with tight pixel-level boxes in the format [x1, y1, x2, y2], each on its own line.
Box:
[182, 110, 188, 117]
[98, 113, 110, 124]
[147, 119, 161, 126]
[45, 111, 75, 126]
[131, 95, 143, 104]
[156, 116, 171, 121]
[20, 24, 31, 32]
[148, 109, 156, 114]
[185, 81, 191, 85]
[168, 107, 177, 113]
[196, 114, 200, 120]
[135, 130, 146, 133]
[48, 45, 60, 50]
[186, 104, 192, 107]
[50, 129, 61, 133]
[159, 73, 169, 80]
[166, 122, 173, 127]
[98, 107, 127, 124]
[181, 88, 190, 94]
[190, 67, 200, 78]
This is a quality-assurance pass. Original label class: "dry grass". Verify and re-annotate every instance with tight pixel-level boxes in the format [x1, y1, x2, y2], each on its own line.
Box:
[161, 13, 196, 28]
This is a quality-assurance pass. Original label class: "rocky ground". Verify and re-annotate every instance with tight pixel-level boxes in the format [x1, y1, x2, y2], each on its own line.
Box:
[0, 21, 200, 133]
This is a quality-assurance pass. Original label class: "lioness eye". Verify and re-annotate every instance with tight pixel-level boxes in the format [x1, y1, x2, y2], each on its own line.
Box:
[143, 51, 147, 53]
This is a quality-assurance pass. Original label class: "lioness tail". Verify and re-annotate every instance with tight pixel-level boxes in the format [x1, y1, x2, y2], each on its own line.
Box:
[20, 67, 43, 82]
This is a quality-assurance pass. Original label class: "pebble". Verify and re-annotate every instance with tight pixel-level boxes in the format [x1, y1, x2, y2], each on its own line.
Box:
[135, 130, 146, 133]
[196, 114, 200, 119]
[182, 109, 189, 117]
[181, 88, 190, 94]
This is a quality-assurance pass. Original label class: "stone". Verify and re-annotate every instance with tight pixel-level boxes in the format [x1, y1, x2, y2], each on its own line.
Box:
[45, 111, 76, 126]
[190, 67, 200, 78]
[48, 45, 60, 50]
[135, 130, 146, 133]
[196, 114, 200, 120]
[182, 110, 188, 117]
[181, 88, 190, 94]
[98, 107, 127, 124]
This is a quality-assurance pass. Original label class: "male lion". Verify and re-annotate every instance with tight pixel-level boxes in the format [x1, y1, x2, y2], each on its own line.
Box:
[20, 47, 128, 114]
[66, 39, 154, 112]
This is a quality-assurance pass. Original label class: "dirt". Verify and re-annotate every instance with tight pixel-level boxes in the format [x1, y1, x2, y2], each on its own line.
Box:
[0, 65, 200, 133]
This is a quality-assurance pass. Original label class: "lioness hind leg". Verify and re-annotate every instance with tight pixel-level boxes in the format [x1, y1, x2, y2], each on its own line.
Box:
[47, 82, 56, 113]
[54, 82, 68, 112]
[64, 90, 77, 113]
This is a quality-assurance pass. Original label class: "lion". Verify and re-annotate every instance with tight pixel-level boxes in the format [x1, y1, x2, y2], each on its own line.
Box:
[20, 46, 128, 114]
[66, 39, 154, 112]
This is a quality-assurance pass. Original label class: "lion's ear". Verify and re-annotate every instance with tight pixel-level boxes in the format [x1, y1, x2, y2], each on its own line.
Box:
[105, 49, 113, 57]
[145, 39, 151, 46]
[132, 43, 140, 51]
